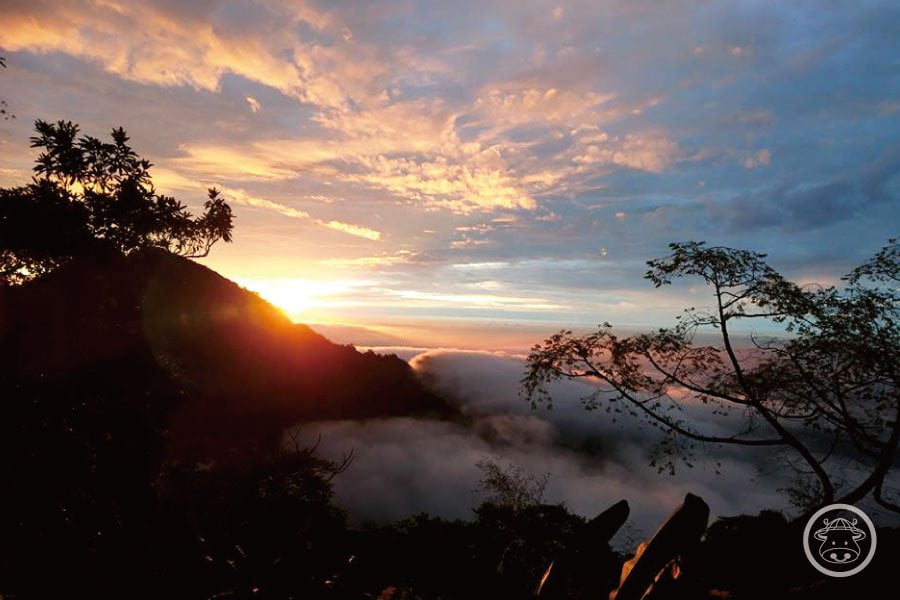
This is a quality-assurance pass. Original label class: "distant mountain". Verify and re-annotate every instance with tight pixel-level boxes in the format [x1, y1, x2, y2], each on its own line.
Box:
[309, 323, 408, 347]
[0, 248, 452, 461]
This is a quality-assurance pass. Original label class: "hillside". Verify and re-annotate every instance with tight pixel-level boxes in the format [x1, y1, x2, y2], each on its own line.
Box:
[0, 249, 455, 596]
[0, 248, 451, 460]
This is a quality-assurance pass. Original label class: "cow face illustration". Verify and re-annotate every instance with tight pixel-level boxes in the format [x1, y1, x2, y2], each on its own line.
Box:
[813, 517, 866, 565]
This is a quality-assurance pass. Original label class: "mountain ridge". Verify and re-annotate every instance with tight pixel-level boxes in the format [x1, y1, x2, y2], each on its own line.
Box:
[0, 248, 453, 461]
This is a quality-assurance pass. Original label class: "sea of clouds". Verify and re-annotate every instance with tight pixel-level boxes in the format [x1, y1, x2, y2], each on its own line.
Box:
[288, 346, 801, 537]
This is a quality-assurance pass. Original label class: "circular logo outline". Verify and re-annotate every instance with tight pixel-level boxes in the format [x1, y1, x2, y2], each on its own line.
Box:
[802, 503, 877, 577]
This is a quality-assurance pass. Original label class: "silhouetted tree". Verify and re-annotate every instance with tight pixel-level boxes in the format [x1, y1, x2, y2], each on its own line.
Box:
[523, 240, 899, 514]
[0, 120, 233, 284]
[475, 459, 550, 513]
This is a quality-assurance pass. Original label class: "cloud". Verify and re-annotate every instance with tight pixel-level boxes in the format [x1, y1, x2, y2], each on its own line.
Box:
[350, 153, 539, 214]
[450, 261, 511, 270]
[319, 250, 420, 267]
[288, 349, 798, 533]
[153, 168, 384, 240]
[707, 153, 900, 234]
[0, 1, 315, 96]
[571, 131, 680, 173]
[450, 236, 495, 249]
[224, 186, 311, 219]
[0, 0, 685, 219]
[357, 164, 527, 212]
[743, 148, 772, 169]
[385, 291, 564, 311]
[171, 145, 303, 181]
[0, 0, 396, 114]
[323, 220, 382, 241]
[474, 87, 616, 130]
[172, 140, 340, 181]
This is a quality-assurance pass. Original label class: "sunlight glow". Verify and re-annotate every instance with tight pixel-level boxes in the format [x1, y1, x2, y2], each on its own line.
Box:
[233, 277, 374, 322]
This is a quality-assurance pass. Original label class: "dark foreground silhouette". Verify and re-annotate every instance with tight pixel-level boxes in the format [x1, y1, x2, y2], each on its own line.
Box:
[1, 251, 897, 599]
[0, 249, 450, 597]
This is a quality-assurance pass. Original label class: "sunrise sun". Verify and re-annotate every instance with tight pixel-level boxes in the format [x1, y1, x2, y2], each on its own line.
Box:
[233, 277, 371, 323]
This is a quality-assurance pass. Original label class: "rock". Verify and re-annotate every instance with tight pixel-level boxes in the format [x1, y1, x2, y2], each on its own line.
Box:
[535, 499, 629, 597]
[610, 493, 709, 600]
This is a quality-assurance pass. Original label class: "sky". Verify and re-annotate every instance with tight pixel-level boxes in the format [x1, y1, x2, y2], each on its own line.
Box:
[1, 0, 898, 349]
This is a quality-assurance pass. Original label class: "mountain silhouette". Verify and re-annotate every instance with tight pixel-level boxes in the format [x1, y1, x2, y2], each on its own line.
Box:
[0, 248, 451, 461]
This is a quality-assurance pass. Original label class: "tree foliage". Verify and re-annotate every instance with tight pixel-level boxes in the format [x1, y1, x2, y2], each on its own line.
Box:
[523, 240, 900, 513]
[0, 120, 233, 284]
[475, 459, 550, 513]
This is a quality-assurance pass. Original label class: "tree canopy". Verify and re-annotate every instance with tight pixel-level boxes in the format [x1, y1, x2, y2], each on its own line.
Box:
[0, 120, 233, 284]
[523, 240, 900, 514]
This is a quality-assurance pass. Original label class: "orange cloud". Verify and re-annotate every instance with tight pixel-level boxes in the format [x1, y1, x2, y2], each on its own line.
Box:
[319, 250, 419, 267]
[323, 220, 382, 241]
[0, 0, 389, 111]
[1, 0, 681, 219]
[475, 87, 616, 130]
[0, 3, 304, 95]
[387, 290, 565, 311]
[572, 130, 679, 173]
[221, 187, 311, 220]
[152, 168, 382, 241]
[350, 154, 537, 214]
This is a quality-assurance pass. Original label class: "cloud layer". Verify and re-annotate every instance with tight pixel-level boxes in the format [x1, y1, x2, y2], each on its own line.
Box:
[289, 349, 799, 536]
